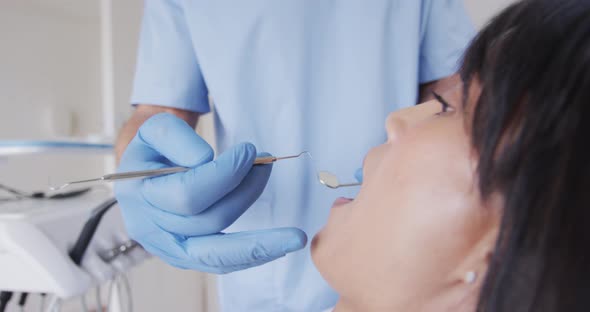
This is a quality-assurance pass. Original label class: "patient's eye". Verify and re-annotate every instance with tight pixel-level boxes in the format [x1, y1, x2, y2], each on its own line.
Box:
[432, 92, 455, 115]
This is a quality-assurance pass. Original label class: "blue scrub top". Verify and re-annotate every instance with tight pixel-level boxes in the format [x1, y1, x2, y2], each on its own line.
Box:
[132, 1, 474, 311]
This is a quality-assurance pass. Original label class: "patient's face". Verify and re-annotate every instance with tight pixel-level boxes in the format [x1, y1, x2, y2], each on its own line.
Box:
[312, 88, 499, 310]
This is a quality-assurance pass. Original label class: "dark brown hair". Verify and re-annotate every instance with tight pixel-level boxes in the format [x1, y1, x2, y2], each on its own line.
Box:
[460, 0, 590, 311]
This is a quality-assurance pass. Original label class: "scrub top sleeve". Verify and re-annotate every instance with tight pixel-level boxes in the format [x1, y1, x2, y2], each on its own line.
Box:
[418, 0, 476, 84]
[131, 0, 210, 113]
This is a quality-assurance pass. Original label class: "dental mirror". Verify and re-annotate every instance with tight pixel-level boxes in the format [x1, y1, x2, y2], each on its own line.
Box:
[317, 171, 361, 189]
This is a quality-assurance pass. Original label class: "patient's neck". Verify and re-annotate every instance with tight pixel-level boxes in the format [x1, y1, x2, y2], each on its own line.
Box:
[333, 285, 479, 312]
[332, 298, 362, 312]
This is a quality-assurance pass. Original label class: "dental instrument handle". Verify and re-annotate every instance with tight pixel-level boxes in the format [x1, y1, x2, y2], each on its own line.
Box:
[105, 156, 275, 181]
[253, 156, 277, 165]
[104, 152, 307, 179]
[102, 166, 190, 181]
[50, 153, 309, 191]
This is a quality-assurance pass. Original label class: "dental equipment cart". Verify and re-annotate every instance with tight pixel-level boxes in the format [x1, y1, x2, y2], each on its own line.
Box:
[0, 188, 143, 312]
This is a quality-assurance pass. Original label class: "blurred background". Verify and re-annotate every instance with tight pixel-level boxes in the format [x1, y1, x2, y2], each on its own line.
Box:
[0, 1, 514, 311]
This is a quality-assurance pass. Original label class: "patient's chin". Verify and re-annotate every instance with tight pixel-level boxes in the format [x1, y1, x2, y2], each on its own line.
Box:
[310, 230, 340, 287]
[310, 231, 331, 278]
[310, 232, 322, 265]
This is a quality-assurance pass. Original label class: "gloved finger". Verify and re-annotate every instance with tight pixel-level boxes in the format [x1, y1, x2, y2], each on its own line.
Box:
[149, 153, 273, 236]
[133, 229, 192, 269]
[140, 143, 257, 216]
[118, 135, 168, 173]
[182, 228, 308, 274]
[117, 113, 213, 177]
[136, 233, 227, 272]
[129, 227, 307, 274]
[354, 168, 363, 183]
[133, 113, 215, 167]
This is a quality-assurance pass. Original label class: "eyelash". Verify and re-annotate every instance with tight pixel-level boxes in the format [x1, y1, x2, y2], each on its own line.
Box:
[431, 91, 452, 115]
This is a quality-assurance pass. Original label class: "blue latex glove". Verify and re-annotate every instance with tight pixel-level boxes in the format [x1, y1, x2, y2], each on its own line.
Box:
[114, 113, 307, 273]
[354, 168, 363, 183]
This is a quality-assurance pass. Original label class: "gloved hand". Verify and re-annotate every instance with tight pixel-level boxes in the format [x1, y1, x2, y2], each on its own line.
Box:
[114, 113, 306, 274]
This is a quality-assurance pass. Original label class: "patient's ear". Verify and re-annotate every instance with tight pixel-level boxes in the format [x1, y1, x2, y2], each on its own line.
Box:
[457, 194, 502, 286]
[453, 225, 498, 290]
[476, 224, 499, 268]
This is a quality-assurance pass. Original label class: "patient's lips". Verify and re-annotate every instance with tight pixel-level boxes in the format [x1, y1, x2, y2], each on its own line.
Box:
[333, 197, 353, 207]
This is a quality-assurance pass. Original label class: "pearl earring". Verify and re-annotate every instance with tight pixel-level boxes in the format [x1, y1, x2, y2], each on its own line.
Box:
[464, 271, 477, 284]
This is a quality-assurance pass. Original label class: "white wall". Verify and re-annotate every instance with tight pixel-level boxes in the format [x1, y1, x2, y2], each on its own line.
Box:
[0, 1, 106, 191]
[0, 1, 102, 140]
[464, 0, 515, 27]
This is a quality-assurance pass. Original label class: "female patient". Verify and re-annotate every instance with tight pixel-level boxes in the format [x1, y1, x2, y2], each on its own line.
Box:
[311, 1, 590, 311]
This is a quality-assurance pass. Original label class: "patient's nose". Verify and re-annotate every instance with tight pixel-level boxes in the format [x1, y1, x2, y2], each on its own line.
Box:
[385, 101, 441, 142]
[385, 112, 408, 142]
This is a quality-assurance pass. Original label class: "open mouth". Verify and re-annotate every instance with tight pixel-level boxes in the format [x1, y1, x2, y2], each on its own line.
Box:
[332, 197, 353, 206]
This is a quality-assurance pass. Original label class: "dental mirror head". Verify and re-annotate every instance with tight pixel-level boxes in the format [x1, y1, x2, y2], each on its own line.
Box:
[318, 171, 361, 189]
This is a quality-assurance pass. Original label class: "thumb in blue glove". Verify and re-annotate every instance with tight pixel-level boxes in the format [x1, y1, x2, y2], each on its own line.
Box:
[115, 113, 306, 273]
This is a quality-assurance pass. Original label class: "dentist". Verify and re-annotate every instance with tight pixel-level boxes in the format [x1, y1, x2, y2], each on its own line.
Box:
[114, 1, 474, 310]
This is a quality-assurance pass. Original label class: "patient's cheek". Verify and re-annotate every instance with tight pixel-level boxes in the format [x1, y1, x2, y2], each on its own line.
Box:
[362, 145, 387, 180]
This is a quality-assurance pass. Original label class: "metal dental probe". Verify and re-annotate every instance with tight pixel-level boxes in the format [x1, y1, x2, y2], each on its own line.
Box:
[49, 151, 312, 192]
